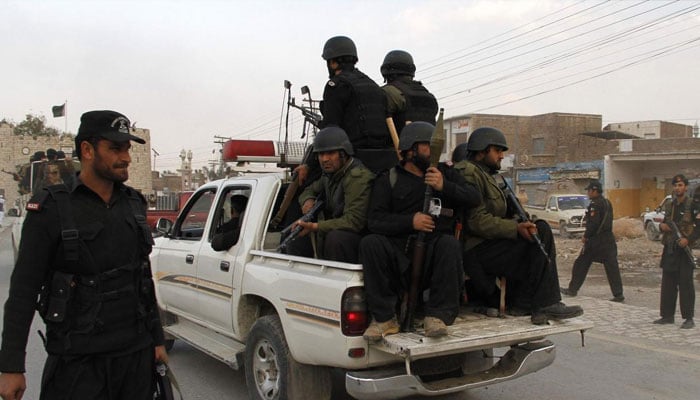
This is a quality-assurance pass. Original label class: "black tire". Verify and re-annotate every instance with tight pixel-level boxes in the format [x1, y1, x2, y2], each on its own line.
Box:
[559, 221, 570, 238]
[245, 315, 331, 400]
[164, 339, 175, 351]
[645, 222, 660, 241]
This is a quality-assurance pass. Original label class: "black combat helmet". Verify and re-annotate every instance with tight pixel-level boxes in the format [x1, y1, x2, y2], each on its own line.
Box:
[313, 126, 354, 155]
[322, 36, 357, 60]
[466, 127, 509, 152]
[399, 121, 434, 151]
[380, 50, 416, 79]
[452, 143, 469, 163]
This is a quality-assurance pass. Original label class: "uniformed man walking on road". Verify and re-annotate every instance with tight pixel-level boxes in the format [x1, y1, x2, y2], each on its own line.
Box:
[452, 127, 583, 325]
[0, 110, 167, 400]
[561, 180, 624, 302]
[380, 50, 438, 130]
[653, 174, 699, 329]
[360, 122, 480, 341]
[294, 127, 374, 263]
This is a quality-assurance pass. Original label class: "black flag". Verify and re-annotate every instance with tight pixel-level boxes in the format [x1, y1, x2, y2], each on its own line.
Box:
[52, 104, 65, 118]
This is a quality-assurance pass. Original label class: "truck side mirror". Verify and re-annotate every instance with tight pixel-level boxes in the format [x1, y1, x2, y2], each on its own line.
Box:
[550, 206, 557, 211]
[156, 218, 174, 236]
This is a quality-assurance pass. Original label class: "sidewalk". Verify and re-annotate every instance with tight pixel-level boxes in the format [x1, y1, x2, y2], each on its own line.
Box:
[573, 295, 700, 350]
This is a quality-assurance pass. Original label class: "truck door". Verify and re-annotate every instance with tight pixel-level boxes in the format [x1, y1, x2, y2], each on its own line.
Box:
[195, 181, 255, 333]
[155, 187, 217, 319]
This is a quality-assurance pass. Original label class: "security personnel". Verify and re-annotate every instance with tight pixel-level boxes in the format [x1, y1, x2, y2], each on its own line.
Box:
[211, 195, 248, 251]
[360, 122, 480, 341]
[0, 110, 167, 400]
[653, 174, 699, 329]
[453, 127, 583, 325]
[319, 36, 397, 173]
[294, 127, 374, 263]
[561, 180, 624, 302]
[381, 50, 438, 130]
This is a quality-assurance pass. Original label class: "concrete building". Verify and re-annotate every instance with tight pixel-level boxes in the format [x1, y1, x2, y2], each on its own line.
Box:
[0, 121, 152, 214]
[442, 113, 699, 218]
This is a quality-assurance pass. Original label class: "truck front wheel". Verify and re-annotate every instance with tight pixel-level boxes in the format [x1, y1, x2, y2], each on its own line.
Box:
[245, 315, 331, 400]
[559, 221, 571, 238]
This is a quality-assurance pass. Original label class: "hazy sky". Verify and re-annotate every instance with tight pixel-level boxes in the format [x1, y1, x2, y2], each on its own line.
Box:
[3, 0, 699, 171]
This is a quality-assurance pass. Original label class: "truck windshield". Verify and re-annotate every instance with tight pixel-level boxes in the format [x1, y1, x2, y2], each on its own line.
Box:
[557, 196, 589, 210]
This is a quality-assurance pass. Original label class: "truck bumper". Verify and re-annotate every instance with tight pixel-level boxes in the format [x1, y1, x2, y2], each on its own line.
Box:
[346, 341, 555, 399]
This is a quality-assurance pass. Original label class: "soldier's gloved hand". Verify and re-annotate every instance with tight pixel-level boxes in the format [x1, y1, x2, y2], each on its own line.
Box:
[424, 167, 444, 191]
[517, 221, 537, 242]
[413, 212, 435, 233]
[301, 198, 316, 214]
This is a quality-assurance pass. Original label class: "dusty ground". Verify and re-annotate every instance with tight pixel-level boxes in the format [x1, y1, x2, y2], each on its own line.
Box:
[554, 218, 699, 311]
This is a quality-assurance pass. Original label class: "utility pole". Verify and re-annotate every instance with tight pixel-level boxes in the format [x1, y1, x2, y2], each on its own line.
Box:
[151, 148, 160, 172]
[213, 135, 231, 177]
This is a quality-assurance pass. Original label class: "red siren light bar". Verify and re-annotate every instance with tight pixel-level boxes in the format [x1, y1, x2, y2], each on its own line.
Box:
[222, 139, 308, 164]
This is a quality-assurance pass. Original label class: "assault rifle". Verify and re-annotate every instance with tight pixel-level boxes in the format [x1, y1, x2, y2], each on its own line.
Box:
[1, 169, 21, 181]
[497, 175, 549, 261]
[668, 220, 697, 268]
[277, 199, 324, 252]
[401, 109, 444, 332]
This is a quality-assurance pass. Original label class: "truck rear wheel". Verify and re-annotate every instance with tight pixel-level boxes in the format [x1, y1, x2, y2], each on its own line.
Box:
[245, 315, 331, 400]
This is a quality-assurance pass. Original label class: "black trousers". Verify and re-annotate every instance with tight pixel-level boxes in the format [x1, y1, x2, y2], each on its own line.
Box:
[322, 230, 362, 263]
[568, 234, 623, 297]
[360, 233, 463, 324]
[40, 346, 154, 400]
[659, 248, 696, 320]
[463, 220, 562, 311]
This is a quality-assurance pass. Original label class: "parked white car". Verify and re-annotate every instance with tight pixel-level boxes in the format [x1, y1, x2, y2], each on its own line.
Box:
[641, 195, 672, 241]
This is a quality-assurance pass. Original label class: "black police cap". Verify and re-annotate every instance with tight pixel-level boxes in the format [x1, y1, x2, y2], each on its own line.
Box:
[76, 110, 145, 145]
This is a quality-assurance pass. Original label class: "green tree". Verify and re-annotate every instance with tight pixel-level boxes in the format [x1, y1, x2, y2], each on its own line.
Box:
[13, 114, 60, 136]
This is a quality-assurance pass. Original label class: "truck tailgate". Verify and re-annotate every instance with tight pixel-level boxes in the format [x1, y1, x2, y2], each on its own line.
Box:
[375, 312, 592, 360]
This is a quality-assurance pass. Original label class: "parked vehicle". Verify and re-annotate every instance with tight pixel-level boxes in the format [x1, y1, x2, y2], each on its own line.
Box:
[524, 194, 589, 238]
[641, 195, 672, 241]
[152, 174, 592, 400]
[146, 191, 193, 231]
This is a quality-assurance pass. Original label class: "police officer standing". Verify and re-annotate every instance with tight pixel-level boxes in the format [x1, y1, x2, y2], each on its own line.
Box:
[380, 50, 438, 130]
[318, 36, 397, 174]
[561, 180, 624, 302]
[360, 122, 480, 341]
[0, 110, 167, 400]
[653, 174, 699, 329]
[293, 127, 374, 263]
[452, 127, 583, 325]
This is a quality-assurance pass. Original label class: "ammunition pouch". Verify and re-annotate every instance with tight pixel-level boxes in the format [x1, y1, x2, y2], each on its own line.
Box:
[37, 271, 75, 323]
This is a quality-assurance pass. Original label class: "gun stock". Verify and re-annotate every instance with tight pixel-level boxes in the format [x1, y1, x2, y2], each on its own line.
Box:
[668, 221, 697, 268]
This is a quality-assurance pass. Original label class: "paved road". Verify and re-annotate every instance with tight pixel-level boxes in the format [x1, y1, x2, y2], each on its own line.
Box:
[1, 220, 699, 400]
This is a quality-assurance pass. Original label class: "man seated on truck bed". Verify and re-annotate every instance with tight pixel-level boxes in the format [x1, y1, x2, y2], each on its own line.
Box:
[452, 127, 583, 325]
[292, 127, 374, 263]
[211, 194, 248, 251]
[360, 122, 480, 340]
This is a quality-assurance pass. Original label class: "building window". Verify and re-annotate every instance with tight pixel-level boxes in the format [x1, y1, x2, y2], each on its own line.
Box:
[533, 138, 545, 154]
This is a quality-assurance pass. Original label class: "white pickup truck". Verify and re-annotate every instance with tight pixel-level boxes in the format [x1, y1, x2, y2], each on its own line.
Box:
[151, 174, 592, 400]
[524, 194, 589, 238]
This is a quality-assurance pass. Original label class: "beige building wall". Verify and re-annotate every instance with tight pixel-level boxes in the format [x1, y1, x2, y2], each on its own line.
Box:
[0, 122, 152, 212]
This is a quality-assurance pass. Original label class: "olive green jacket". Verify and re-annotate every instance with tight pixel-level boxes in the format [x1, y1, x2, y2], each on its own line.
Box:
[299, 158, 374, 235]
[453, 160, 518, 251]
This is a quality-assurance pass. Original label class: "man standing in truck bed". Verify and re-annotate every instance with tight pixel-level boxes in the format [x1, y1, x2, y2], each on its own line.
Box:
[561, 179, 624, 302]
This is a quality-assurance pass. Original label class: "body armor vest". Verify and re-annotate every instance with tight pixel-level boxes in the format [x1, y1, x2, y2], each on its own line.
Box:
[389, 79, 438, 129]
[38, 184, 156, 354]
[334, 69, 392, 150]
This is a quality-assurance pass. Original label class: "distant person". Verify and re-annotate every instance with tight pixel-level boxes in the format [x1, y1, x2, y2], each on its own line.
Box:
[0, 110, 167, 400]
[452, 127, 583, 325]
[653, 174, 699, 329]
[46, 148, 58, 162]
[380, 50, 438, 131]
[211, 194, 248, 251]
[561, 179, 624, 302]
[293, 127, 374, 263]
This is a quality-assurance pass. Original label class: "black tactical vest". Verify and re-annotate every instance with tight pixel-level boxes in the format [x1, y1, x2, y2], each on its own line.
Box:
[334, 69, 392, 150]
[38, 184, 156, 354]
[389, 79, 438, 129]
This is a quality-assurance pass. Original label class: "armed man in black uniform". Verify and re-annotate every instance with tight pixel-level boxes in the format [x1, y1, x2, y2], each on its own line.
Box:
[317, 35, 397, 174]
[380, 50, 438, 131]
[452, 128, 583, 325]
[0, 110, 166, 400]
[561, 180, 624, 302]
[653, 174, 699, 329]
[360, 122, 480, 341]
